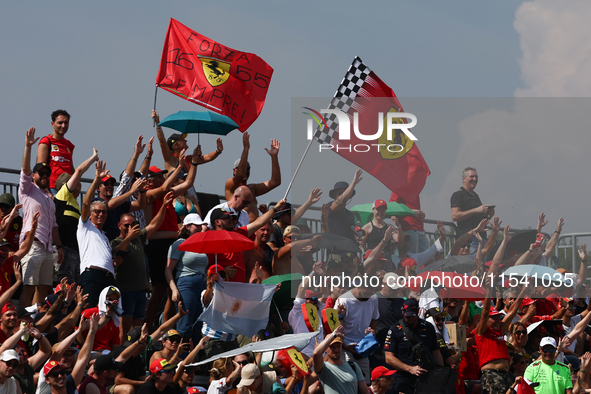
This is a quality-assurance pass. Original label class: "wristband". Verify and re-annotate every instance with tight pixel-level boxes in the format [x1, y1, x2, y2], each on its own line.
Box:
[89, 331, 96, 334]
[338, 314, 345, 320]
[216, 149, 222, 154]
[145, 156, 152, 160]
[139, 190, 146, 194]
[582, 259, 588, 263]
[191, 162, 199, 166]
[554, 230, 561, 234]
[77, 303, 83, 307]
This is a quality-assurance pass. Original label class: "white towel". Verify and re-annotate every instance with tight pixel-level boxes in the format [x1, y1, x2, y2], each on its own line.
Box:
[98, 286, 123, 327]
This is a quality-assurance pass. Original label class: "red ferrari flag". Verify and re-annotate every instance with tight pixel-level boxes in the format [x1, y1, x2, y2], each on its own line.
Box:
[156, 19, 274, 131]
[312, 57, 430, 202]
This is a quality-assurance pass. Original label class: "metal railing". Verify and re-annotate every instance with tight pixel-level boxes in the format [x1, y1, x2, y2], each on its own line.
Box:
[1, 167, 588, 272]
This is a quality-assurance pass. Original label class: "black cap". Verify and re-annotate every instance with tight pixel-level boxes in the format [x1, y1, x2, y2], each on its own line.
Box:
[273, 203, 292, 220]
[123, 326, 142, 347]
[33, 163, 51, 173]
[94, 355, 123, 372]
[0, 193, 15, 208]
[0, 239, 13, 249]
[45, 294, 59, 308]
[402, 298, 419, 317]
[329, 181, 355, 199]
[16, 306, 33, 319]
[167, 133, 187, 151]
[210, 208, 237, 222]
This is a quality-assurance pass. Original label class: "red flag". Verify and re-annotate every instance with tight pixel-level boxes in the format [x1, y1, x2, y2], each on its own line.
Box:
[313, 57, 430, 202]
[516, 378, 537, 394]
[156, 19, 274, 131]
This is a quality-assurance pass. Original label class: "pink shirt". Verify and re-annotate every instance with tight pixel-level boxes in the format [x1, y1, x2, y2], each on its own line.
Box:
[18, 170, 57, 251]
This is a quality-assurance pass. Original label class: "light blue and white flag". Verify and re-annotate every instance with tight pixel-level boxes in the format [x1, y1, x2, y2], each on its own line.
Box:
[198, 281, 276, 337]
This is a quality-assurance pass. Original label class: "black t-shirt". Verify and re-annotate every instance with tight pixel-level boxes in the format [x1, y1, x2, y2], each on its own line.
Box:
[94, 197, 132, 241]
[137, 380, 177, 394]
[328, 201, 356, 241]
[269, 223, 285, 249]
[384, 318, 439, 368]
[111, 346, 146, 381]
[450, 187, 486, 236]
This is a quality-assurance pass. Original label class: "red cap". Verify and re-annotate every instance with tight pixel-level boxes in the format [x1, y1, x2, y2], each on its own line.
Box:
[150, 358, 174, 374]
[363, 249, 387, 261]
[207, 264, 225, 276]
[371, 366, 396, 381]
[101, 174, 114, 184]
[305, 289, 322, 299]
[1, 303, 16, 314]
[401, 257, 417, 271]
[54, 283, 69, 294]
[81, 307, 98, 319]
[44, 360, 67, 377]
[372, 199, 387, 210]
[489, 307, 503, 317]
[521, 298, 535, 307]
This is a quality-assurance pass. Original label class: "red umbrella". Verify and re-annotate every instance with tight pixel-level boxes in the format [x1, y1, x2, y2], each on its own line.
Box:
[405, 271, 486, 299]
[178, 230, 255, 254]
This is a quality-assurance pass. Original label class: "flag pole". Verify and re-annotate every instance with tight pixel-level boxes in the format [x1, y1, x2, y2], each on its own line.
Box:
[282, 138, 314, 201]
[153, 86, 158, 127]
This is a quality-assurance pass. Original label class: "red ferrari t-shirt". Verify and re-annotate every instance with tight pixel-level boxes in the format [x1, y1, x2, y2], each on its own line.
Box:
[475, 328, 510, 368]
[152, 195, 178, 232]
[38, 135, 75, 189]
[207, 227, 248, 283]
[80, 307, 121, 351]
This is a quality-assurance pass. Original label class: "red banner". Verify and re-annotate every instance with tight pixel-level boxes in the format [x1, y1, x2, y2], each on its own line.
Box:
[315, 58, 430, 202]
[156, 19, 274, 131]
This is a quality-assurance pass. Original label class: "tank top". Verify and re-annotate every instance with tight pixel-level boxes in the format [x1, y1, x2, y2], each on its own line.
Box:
[366, 221, 387, 249]
[174, 197, 197, 216]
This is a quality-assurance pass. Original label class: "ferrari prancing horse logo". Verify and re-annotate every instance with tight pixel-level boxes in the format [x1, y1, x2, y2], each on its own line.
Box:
[200, 57, 230, 87]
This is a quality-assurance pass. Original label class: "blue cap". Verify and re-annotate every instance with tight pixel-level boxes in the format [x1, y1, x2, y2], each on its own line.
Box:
[402, 298, 419, 317]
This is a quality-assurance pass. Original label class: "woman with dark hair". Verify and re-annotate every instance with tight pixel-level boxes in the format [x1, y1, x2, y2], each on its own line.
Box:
[165, 213, 208, 343]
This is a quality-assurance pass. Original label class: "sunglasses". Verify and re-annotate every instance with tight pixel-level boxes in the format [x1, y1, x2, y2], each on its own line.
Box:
[123, 223, 134, 228]
[515, 330, 527, 336]
[518, 360, 527, 365]
[48, 370, 70, 378]
[236, 360, 249, 366]
[542, 347, 556, 353]
[167, 337, 181, 344]
[92, 209, 107, 215]
[460, 244, 471, 249]
[37, 171, 51, 177]
[160, 369, 175, 374]
[434, 317, 445, 322]
[3, 361, 19, 368]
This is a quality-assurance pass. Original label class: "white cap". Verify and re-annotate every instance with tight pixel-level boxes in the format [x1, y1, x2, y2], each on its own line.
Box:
[0, 349, 19, 362]
[183, 214, 205, 227]
[383, 273, 402, 290]
[540, 336, 557, 348]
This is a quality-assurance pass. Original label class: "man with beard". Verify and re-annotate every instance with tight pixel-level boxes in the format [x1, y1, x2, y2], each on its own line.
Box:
[19, 127, 65, 307]
[384, 298, 443, 394]
[313, 325, 369, 394]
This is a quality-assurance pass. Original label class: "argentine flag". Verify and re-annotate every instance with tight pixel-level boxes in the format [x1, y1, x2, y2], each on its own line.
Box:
[199, 281, 276, 337]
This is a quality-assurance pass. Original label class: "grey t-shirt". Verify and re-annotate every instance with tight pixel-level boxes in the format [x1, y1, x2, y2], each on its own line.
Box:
[317, 361, 364, 394]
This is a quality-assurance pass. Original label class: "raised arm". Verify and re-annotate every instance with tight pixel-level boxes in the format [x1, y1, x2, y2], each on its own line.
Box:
[292, 188, 322, 224]
[364, 226, 395, 272]
[81, 161, 107, 222]
[246, 200, 286, 236]
[225, 132, 250, 198]
[543, 218, 564, 259]
[124, 136, 145, 176]
[150, 301, 189, 339]
[170, 146, 204, 198]
[152, 110, 175, 166]
[313, 325, 344, 374]
[500, 285, 527, 334]
[139, 136, 154, 175]
[22, 127, 39, 176]
[72, 313, 99, 386]
[450, 218, 489, 256]
[27, 326, 52, 369]
[577, 244, 588, 290]
[200, 137, 223, 164]
[145, 191, 174, 238]
[488, 225, 511, 276]
[331, 169, 362, 212]
[0, 261, 23, 306]
[67, 148, 99, 192]
[250, 139, 281, 197]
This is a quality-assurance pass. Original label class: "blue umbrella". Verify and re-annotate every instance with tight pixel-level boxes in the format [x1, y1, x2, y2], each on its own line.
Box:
[502, 264, 564, 285]
[158, 110, 239, 144]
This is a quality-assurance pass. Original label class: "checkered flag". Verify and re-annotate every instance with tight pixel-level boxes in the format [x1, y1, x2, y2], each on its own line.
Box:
[314, 57, 371, 144]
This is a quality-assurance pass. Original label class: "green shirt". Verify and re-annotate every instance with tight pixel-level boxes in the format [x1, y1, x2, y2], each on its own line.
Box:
[524, 360, 573, 394]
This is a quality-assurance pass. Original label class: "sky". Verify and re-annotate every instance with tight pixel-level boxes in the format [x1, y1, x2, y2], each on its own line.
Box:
[2, 0, 591, 237]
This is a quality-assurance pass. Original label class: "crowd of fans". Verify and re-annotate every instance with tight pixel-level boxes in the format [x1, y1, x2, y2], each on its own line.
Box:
[0, 109, 588, 394]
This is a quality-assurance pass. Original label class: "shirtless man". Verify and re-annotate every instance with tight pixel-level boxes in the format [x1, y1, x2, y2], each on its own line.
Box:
[272, 226, 321, 276]
[225, 132, 281, 222]
[243, 222, 274, 283]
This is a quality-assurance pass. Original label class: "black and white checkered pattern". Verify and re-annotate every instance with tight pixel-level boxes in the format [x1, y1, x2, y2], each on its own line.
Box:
[314, 57, 371, 144]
